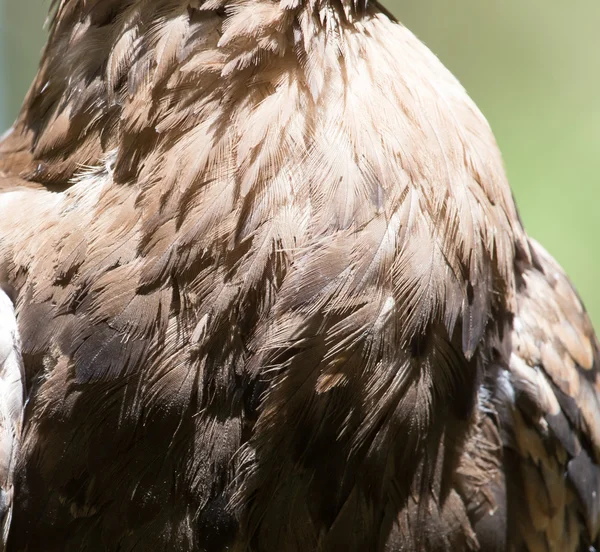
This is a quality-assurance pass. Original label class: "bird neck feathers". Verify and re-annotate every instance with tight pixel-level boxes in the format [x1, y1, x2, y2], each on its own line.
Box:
[5, 0, 524, 355]
[8, 0, 375, 185]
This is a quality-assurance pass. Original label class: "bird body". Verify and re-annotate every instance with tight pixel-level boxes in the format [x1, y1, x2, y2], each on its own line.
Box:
[0, 1, 599, 550]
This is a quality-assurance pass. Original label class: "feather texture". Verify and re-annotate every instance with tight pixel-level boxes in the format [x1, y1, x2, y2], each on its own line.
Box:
[0, 1, 597, 550]
[0, 289, 24, 550]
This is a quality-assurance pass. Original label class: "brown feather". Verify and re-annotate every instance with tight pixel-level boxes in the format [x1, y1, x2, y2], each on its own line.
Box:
[0, 1, 597, 551]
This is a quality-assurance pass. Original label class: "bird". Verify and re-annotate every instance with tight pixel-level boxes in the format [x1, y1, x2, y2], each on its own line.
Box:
[0, 0, 599, 550]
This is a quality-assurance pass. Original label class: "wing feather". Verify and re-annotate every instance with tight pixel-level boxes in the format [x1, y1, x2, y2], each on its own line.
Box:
[501, 239, 600, 551]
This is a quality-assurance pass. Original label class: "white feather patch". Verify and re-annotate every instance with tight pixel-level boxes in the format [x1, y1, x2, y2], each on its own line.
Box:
[0, 289, 24, 546]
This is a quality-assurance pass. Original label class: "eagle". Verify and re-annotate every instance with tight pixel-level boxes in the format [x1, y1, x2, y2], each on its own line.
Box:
[0, 0, 598, 550]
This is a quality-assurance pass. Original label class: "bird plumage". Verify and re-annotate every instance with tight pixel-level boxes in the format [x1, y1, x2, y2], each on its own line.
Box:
[0, 289, 24, 549]
[0, 1, 598, 550]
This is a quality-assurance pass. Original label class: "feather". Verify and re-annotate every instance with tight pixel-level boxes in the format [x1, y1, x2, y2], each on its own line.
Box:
[0, 1, 597, 550]
[0, 290, 24, 549]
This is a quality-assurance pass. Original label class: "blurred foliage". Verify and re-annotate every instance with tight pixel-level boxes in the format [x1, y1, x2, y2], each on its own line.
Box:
[0, 0, 46, 129]
[1, 0, 599, 325]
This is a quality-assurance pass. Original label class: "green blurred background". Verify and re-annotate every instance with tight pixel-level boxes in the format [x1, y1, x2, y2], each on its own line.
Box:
[1, 1, 599, 325]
